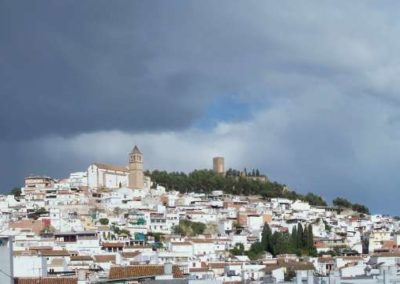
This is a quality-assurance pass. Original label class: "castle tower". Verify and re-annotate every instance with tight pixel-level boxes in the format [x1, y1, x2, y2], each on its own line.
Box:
[128, 145, 144, 189]
[213, 157, 225, 175]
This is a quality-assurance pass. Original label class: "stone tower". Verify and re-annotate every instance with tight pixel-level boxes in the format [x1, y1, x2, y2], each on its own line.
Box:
[128, 145, 144, 189]
[213, 157, 225, 175]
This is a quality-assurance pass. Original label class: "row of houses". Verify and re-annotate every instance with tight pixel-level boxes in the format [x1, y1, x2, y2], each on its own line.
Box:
[1, 167, 400, 283]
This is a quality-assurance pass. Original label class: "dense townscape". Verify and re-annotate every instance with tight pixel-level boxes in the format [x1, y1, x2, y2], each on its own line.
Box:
[1, 146, 400, 284]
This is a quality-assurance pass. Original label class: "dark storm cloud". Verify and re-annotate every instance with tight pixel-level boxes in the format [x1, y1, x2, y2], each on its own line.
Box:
[0, 2, 212, 139]
[3, 1, 400, 213]
[1, 1, 392, 140]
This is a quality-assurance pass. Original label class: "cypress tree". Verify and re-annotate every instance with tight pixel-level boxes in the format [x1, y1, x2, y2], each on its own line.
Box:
[291, 226, 298, 249]
[307, 224, 314, 250]
[297, 223, 304, 249]
[261, 223, 272, 252]
[303, 225, 309, 249]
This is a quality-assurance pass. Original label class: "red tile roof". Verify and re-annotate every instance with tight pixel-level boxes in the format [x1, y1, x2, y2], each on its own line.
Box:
[109, 265, 184, 279]
[94, 254, 116, 263]
[39, 250, 70, 257]
[14, 277, 77, 284]
[120, 251, 141, 258]
[70, 255, 93, 261]
[102, 242, 124, 248]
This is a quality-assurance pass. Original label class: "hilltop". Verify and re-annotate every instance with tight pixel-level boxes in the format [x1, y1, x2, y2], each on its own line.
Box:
[147, 168, 369, 214]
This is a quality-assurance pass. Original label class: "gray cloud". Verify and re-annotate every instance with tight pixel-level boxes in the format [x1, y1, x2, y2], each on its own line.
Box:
[2, 1, 400, 213]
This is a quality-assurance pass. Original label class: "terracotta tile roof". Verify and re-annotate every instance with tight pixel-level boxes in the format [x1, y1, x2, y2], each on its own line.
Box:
[40, 250, 70, 257]
[268, 261, 315, 271]
[30, 246, 53, 251]
[92, 163, 128, 172]
[70, 255, 93, 261]
[14, 250, 38, 256]
[208, 263, 226, 269]
[14, 277, 77, 284]
[9, 219, 46, 235]
[94, 254, 116, 263]
[109, 265, 184, 279]
[318, 257, 334, 263]
[264, 264, 281, 273]
[49, 258, 65, 267]
[102, 242, 124, 248]
[120, 251, 141, 258]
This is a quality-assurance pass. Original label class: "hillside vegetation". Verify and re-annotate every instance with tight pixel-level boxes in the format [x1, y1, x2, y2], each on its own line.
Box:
[148, 169, 369, 214]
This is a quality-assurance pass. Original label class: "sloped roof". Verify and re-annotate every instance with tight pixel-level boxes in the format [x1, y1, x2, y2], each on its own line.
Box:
[92, 163, 128, 172]
[49, 258, 65, 267]
[70, 255, 93, 261]
[94, 254, 116, 263]
[120, 251, 141, 258]
[102, 242, 124, 248]
[109, 265, 183, 279]
[131, 145, 142, 154]
[9, 219, 45, 235]
[39, 250, 70, 257]
[14, 278, 77, 284]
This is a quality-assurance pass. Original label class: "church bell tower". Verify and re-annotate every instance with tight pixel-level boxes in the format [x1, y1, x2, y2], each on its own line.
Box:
[128, 145, 144, 189]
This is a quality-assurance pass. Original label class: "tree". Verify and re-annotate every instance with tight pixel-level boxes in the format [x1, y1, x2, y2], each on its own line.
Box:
[296, 223, 304, 249]
[284, 270, 296, 281]
[99, 218, 109, 225]
[247, 242, 264, 260]
[352, 203, 370, 215]
[270, 231, 292, 255]
[29, 207, 48, 220]
[152, 232, 164, 243]
[333, 197, 352, 208]
[40, 225, 55, 234]
[303, 193, 327, 206]
[333, 197, 370, 215]
[231, 243, 245, 255]
[10, 187, 21, 197]
[111, 225, 120, 234]
[120, 229, 131, 236]
[291, 226, 298, 249]
[306, 224, 314, 250]
[261, 223, 272, 253]
[173, 220, 206, 236]
[113, 207, 121, 216]
[303, 225, 309, 248]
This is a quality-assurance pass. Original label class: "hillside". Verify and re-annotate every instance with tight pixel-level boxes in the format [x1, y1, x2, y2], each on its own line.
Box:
[148, 169, 370, 214]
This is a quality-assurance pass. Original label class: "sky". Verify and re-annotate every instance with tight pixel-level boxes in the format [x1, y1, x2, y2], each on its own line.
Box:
[1, 1, 400, 214]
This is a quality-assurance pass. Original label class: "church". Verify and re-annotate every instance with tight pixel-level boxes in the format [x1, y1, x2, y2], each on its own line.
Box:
[87, 145, 148, 189]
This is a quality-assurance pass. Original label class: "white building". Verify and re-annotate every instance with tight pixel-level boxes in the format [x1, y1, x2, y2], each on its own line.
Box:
[87, 163, 128, 189]
[69, 171, 88, 188]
